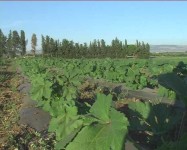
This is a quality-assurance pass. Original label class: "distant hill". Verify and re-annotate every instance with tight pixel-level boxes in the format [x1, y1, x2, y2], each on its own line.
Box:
[150, 45, 187, 52]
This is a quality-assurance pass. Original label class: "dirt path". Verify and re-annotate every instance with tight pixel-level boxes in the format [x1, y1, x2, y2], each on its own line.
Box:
[0, 61, 23, 148]
[17, 68, 51, 132]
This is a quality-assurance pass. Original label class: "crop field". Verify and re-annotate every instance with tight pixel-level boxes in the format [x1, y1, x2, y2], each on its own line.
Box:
[5, 56, 184, 150]
[1, 2, 187, 149]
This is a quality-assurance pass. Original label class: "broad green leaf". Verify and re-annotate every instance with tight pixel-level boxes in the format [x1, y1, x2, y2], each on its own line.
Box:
[140, 76, 147, 87]
[82, 115, 99, 126]
[90, 93, 112, 122]
[158, 73, 187, 97]
[48, 105, 83, 148]
[31, 76, 52, 100]
[49, 98, 66, 117]
[43, 80, 53, 98]
[158, 73, 187, 105]
[147, 103, 182, 135]
[42, 100, 51, 112]
[72, 80, 81, 86]
[55, 127, 82, 150]
[66, 108, 129, 150]
[128, 102, 151, 119]
[128, 101, 182, 137]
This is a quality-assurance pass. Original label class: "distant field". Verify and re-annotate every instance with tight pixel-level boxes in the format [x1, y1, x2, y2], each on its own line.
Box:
[150, 45, 187, 52]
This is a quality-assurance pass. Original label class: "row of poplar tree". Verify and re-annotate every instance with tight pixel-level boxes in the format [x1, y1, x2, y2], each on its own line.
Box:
[0, 29, 37, 57]
[42, 36, 150, 58]
[0, 29, 150, 58]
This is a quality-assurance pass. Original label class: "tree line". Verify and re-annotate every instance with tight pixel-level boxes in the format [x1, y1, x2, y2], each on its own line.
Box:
[0, 29, 38, 57]
[0, 29, 27, 57]
[0, 29, 150, 58]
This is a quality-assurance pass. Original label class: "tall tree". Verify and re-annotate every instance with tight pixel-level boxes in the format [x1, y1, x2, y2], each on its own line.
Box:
[0, 29, 7, 57]
[136, 40, 139, 47]
[20, 30, 26, 55]
[54, 40, 59, 57]
[92, 39, 97, 58]
[46, 35, 51, 55]
[100, 39, 106, 58]
[125, 39, 128, 49]
[31, 33, 37, 56]
[41, 35, 46, 55]
[12, 30, 20, 56]
[56, 39, 61, 57]
[82, 42, 88, 58]
[145, 43, 150, 51]
[6, 30, 13, 57]
[111, 37, 122, 58]
[75, 43, 80, 58]
[49, 37, 56, 56]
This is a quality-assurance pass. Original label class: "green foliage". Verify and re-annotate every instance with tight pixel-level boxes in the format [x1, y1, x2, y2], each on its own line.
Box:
[31, 33, 37, 55]
[124, 62, 150, 89]
[6, 30, 13, 57]
[90, 94, 112, 122]
[156, 134, 187, 150]
[158, 73, 187, 106]
[0, 29, 28, 57]
[0, 29, 7, 57]
[48, 101, 83, 149]
[128, 101, 182, 144]
[25, 62, 130, 150]
[12, 30, 20, 55]
[158, 85, 176, 101]
[17, 57, 187, 149]
[66, 94, 129, 150]
[30, 74, 52, 101]
[20, 30, 26, 55]
[32, 33, 151, 58]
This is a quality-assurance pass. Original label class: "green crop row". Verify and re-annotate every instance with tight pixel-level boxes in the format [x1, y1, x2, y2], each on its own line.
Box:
[16, 57, 187, 149]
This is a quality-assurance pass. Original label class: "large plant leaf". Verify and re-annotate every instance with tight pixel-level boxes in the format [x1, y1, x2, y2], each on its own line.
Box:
[90, 93, 112, 122]
[148, 103, 182, 135]
[55, 127, 82, 150]
[48, 105, 83, 148]
[128, 101, 151, 119]
[158, 73, 187, 106]
[66, 108, 129, 150]
[128, 101, 182, 136]
[158, 73, 187, 97]
[30, 74, 52, 100]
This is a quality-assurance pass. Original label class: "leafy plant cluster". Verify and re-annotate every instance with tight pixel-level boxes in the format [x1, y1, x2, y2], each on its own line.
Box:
[128, 101, 183, 147]
[16, 57, 187, 149]
[31, 73, 129, 150]
[17, 57, 187, 101]
[18, 59, 129, 149]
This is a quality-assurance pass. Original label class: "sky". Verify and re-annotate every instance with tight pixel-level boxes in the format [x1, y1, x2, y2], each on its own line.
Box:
[0, 1, 187, 50]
